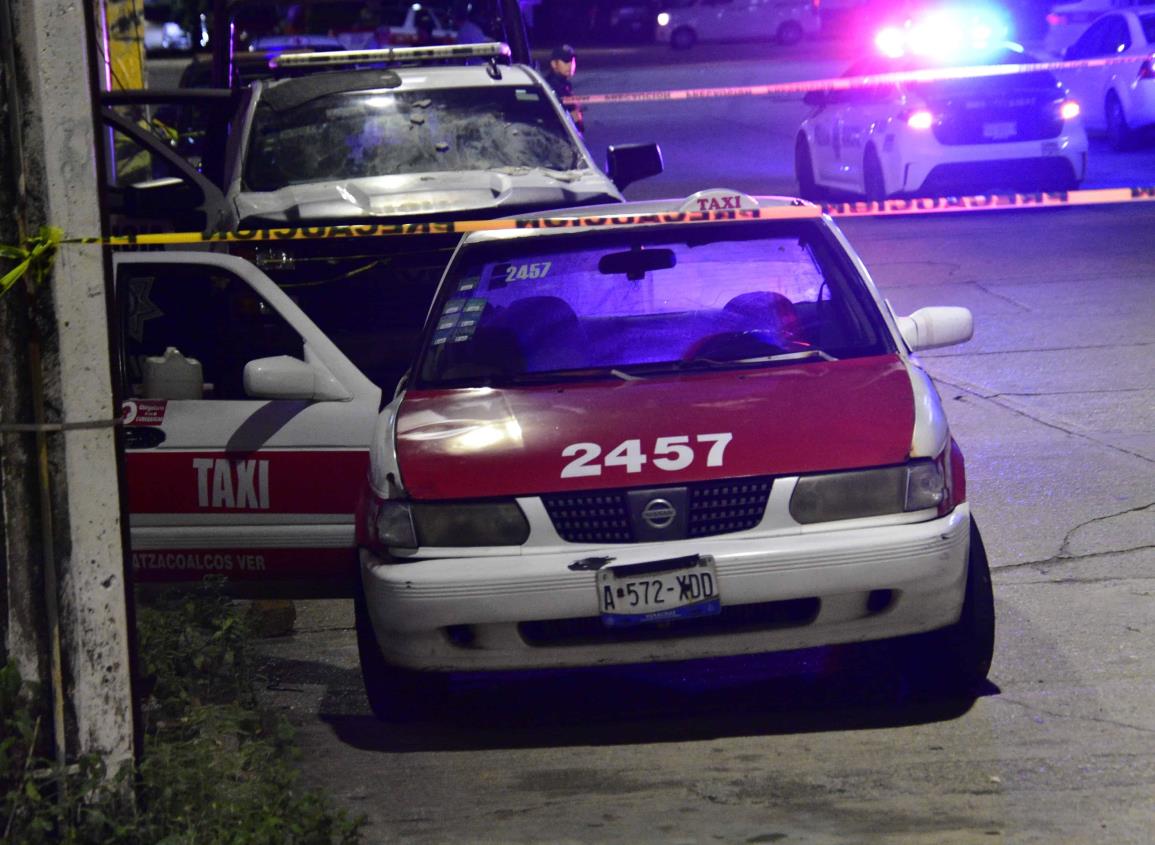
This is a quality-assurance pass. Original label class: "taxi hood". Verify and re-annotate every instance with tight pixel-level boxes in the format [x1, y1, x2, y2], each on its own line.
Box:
[232, 170, 623, 227]
[394, 356, 916, 500]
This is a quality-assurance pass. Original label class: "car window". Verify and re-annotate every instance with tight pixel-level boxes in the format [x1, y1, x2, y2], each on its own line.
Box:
[1067, 16, 1114, 56]
[1103, 14, 1133, 50]
[119, 264, 303, 401]
[416, 222, 893, 387]
[244, 85, 583, 189]
[1142, 12, 1155, 41]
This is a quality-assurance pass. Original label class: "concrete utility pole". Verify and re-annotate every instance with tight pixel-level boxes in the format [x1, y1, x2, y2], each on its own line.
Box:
[0, 0, 134, 775]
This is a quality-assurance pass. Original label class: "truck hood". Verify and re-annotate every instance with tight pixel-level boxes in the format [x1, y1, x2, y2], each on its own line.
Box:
[394, 355, 916, 500]
[232, 169, 622, 226]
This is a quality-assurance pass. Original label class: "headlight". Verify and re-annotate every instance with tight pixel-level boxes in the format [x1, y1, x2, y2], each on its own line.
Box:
[373, 499, 530, 549]
[789, 460, 945, 524]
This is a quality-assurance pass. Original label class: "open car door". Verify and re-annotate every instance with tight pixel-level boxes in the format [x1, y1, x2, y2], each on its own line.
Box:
[116, 251, 381, 597]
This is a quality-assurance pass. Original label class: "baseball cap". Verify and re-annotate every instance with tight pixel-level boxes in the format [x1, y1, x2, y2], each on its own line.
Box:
[551, 44, 576, 62]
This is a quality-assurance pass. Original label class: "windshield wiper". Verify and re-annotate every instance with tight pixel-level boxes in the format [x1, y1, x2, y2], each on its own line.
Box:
[679, 349, 839, 370]
[506, 367, 644, 384]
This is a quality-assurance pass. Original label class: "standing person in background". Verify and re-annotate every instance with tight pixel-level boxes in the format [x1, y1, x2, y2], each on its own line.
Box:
[452, 2, 489, 44]
[543, 44, 583, 135]
[413, 8, 436, 46]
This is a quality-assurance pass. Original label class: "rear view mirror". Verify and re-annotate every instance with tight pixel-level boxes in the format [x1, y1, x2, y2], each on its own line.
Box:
[606, 142, 664, 191]
[896, 307, 974, 351]
[598, 247, 677, 280]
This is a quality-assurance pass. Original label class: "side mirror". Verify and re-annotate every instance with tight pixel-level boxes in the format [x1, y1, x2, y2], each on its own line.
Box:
[606, 142, 664, 191]
[243, 355, 352, 401]
[803, 90, 826, 107]
[896, 307, 974, 351]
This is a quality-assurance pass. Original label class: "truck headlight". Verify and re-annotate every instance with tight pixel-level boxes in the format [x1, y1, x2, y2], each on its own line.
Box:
[789, 460, 946, 524]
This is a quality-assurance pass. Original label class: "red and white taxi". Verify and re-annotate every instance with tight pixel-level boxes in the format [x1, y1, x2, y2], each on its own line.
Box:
[357, 189, 995, 717]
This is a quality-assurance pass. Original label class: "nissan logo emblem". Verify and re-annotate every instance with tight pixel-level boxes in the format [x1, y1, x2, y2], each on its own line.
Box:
[641, 498, 676, 529]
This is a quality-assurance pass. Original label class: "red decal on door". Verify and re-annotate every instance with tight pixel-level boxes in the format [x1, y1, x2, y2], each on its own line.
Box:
[122, 399, 167, 426]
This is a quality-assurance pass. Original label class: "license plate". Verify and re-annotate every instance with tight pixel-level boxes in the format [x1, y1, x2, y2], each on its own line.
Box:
[596, 555, 720, 628]
[982, 121, 1017, 140]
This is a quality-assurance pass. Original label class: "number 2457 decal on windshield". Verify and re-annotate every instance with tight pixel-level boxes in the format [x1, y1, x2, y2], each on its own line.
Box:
[561, 434, 733, 478]
[505, 261, 552, 283]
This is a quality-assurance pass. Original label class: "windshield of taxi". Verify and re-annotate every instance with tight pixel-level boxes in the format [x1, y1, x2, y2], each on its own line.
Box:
[244, 86, 583, 190]
[416, 221, 893, 388]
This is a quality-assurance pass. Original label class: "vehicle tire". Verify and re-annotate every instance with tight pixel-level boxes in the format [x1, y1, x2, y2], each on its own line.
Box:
[354, 584, 443, 721]
[899, 520, 996, 696]
[670, 26, 696, 49]
[777, 20, 804, 46]
[794, 135, 823, 202]
[862, 146, 887, 202]
[1105, 92, 1135, 151]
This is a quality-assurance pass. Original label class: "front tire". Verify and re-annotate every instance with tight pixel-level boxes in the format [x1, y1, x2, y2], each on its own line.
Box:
[354, 584, 443, 721]
[898, 520, 996, 695]
[862, 146, 887, 201]
[1106, 92, 1135, 151]
[794, 135, 823, 202]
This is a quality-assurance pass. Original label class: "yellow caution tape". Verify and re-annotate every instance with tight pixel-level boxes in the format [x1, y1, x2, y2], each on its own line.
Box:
[821, 186, 1155, 217]
[86, 186, 1155, 246]
[0, 227, 63, 299]
[86, 206, 819, 247]
[9, 187, 1155, 266]
[566, 54, 1141, 107]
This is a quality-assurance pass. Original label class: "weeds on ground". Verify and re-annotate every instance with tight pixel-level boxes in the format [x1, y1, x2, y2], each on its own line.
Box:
[1, 580, 364, 844]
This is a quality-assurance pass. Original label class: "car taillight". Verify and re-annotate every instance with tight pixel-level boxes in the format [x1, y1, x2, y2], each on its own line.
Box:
[906, 109, 934, 130]
[1059, 99, 1081, 120]
[1139, 55, 1155, 80]
[1045, 12, 1065, 25]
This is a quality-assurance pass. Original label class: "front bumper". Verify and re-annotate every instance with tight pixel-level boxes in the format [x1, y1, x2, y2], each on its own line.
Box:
[361, 505, 972, 671]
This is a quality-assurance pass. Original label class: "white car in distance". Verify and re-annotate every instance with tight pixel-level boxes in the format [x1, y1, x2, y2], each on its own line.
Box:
[655, 0, 821, 48]
[1058, 9, 1155, 148]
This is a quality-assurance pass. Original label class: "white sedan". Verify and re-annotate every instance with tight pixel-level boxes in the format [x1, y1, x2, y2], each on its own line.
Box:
[795, 46, 1088, 200]
[1059, 9, 1155, 149]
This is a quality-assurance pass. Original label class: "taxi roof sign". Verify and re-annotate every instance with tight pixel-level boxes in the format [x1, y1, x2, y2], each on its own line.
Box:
[679, 189, 761, 214]
[270, 41, 513, 70]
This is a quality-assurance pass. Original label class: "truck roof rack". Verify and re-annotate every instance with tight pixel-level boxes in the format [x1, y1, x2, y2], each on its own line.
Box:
[269, 41, 513, 72]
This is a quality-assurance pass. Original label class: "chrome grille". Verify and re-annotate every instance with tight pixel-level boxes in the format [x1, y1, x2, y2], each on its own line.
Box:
[542, 477, 772, 544]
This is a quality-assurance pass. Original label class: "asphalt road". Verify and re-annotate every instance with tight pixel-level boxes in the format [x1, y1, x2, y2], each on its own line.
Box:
[159, 38, 1155, 844]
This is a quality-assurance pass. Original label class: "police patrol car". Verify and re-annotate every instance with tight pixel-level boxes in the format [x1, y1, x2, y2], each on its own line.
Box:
[354, 188, 995, 718]
[795, 35, 1088, 200]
